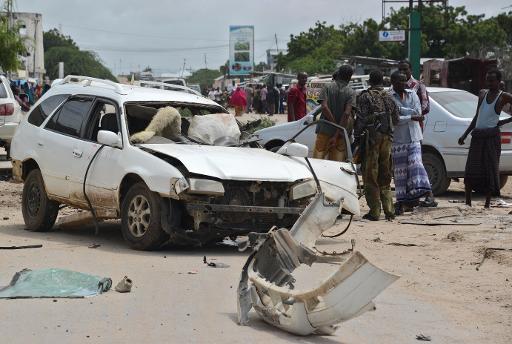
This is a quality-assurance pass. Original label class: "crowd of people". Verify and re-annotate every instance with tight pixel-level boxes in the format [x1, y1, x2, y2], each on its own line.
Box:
[281, 64, 512, 221]
[9, 77, 52, 112]
[206, 81, 296, 117]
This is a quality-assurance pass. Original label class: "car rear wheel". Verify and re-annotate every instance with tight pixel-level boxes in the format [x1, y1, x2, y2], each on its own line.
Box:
[422, 152, 451, 196]
[121, 182, 169, 250]
[22, 169, 59, 231]
[500, 175, 508, 190]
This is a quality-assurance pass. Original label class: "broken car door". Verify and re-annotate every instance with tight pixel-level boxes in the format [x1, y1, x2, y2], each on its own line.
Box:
[68, 99, 123, 210]
[41, 96, 94, 199]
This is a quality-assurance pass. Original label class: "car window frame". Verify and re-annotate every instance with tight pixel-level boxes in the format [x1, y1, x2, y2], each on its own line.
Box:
[27, 94, 71, 127]
[82, 96, 124, 148]
[43, 95, 95, 140]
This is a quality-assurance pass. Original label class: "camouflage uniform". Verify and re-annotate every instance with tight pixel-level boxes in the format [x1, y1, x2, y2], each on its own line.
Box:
[355, 87, 400, 219]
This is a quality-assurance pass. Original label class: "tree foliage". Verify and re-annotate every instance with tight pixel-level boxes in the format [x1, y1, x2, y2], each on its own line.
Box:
[186, 68, 221, 90]
[0, 17, 26, 72]
[43, 29, 116, 81]
[277, 4, 510, 74]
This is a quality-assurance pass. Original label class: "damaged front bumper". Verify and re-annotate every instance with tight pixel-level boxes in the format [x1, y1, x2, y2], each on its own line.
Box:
[237, 193, 398, 336]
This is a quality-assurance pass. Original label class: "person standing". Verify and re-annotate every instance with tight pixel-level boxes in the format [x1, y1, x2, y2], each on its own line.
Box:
[230, 86, 247, 117]
[244, 85, 253, 113]
[458, 69, 512, 208]
[355, 70, 400, 221]
[313, 65, 355, 162]
[398, 60, 429, 121]
[253, 85, 261, 113]
[208, 88, 216, 101]
[287, 72, 307, 122]
[279, 85, 286, 114]
[266, 85, 278, 116]
[389, 71, 435, 215]
[260, 85, 268, 114]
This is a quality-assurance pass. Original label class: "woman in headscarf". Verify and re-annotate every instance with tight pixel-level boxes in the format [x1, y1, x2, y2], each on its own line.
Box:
[230, 86, 247, 117]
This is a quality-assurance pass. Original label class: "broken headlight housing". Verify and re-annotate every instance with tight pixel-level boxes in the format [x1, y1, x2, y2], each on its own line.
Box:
[289, 179, 317, 200]
[187, 178, 225, 196]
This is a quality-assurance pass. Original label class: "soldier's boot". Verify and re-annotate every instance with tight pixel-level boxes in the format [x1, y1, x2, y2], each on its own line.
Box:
[380, 186, 395, 221]
[364, 184, 381, 220]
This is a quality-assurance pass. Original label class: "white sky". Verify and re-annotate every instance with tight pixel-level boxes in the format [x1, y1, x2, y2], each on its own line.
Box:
[14, 0, 512, 76]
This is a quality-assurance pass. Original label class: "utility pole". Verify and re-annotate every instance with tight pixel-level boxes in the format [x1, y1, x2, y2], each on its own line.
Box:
[408, 0, 422, 79]
[204, 53, 208, 70]
[5, 0, 14, 29]
[275, 33, 279, 52]
[181, 59, 186, 78]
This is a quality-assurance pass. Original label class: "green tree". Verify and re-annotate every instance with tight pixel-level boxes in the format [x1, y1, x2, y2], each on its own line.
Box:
[277, 5, 510, 75]
[43, 29, 116, 81]
[186, 68, 221, 91]
[0, 17, 26, 72]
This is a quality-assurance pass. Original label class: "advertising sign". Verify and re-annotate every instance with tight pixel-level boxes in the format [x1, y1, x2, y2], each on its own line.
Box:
[378, 30, 406, 42]
[229, 25, 254, 76]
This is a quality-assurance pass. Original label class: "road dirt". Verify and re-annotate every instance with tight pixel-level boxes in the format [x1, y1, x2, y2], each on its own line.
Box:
[1, 178, 511, 344]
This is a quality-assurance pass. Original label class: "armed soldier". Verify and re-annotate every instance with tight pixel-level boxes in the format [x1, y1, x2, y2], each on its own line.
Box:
[354, 70, 400, 221]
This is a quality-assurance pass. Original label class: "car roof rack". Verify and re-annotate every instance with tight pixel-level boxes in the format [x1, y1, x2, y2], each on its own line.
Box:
[58, 75, 128, 95]
[137, 80, 201, 96]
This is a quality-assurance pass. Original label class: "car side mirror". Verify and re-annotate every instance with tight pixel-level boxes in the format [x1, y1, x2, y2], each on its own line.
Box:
[97, 130, 122, 148]
[276, 142, 309, 158]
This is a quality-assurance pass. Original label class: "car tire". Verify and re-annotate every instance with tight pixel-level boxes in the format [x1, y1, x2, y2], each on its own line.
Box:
[22, 169, 59, 231]
[121, 182, 169, 250]
[500, 175, 508, 190]
[422, 152, 450, 196]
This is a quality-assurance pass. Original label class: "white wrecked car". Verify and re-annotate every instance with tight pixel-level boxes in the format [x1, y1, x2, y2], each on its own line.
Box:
[10, 75, 359, 250]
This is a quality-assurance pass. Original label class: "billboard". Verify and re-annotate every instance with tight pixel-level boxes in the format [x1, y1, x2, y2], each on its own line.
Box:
[229, 25, 254, 76]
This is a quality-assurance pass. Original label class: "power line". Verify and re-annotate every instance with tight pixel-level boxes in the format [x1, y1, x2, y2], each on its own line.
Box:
[80, 44, 229, 53]
[56, 22, 287, 43]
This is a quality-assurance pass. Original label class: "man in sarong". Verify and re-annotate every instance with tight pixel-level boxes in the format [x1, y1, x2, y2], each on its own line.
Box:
[389, 71, 435, 215]
[458, 69, 512, 208]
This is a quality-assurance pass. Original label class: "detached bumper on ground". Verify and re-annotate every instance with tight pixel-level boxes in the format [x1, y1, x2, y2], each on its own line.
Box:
[237, 193, 398, 336]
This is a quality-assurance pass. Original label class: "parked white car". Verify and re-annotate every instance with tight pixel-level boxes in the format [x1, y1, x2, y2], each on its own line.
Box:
[0, 75, 23, 154]
[10, 75, 359, 250]
[253, 87, 512, 195]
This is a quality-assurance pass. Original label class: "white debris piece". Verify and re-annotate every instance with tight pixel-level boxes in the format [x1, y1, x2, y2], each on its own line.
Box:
[188, 113, 240, 145]
[237, 193, 399, 336]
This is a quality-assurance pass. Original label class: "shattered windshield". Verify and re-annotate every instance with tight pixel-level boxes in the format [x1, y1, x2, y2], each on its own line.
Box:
[124, 102, 240, 145]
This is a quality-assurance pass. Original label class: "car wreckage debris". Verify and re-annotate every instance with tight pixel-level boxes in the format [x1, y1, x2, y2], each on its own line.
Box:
[203, 256, 230, 268]
[0, 244, 43, 250]
[236, 192, 399, 336]
[114, 276, 133, 293]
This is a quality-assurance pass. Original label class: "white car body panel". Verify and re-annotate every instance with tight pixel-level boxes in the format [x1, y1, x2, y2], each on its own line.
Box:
[0, 76, 23, 143]
[140, 143, 318, 182]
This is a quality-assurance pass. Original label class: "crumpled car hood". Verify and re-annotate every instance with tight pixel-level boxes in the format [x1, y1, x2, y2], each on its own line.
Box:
[140, 143, 316, 182]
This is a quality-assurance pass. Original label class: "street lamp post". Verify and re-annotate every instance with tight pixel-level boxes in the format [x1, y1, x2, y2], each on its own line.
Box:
[408, 0, 422, 79]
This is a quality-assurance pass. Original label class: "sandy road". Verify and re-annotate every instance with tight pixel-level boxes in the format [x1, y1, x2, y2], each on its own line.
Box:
[1, 177, 511, 344]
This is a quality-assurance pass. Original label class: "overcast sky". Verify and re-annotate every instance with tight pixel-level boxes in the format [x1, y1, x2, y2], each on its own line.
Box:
[15, 0, 512, 76]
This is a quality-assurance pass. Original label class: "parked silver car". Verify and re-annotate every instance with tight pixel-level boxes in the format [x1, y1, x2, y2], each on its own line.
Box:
[0, 75, 23, 154]
[253, 87, 512, 195]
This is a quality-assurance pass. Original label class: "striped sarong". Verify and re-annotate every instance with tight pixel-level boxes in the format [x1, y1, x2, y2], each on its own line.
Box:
[392, 142, 431, 203]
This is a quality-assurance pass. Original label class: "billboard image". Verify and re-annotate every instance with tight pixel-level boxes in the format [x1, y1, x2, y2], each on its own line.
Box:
[229, 25, 254, 76]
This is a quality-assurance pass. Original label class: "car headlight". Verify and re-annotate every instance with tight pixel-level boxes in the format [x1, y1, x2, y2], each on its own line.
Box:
[290, 179, 317, 200]
[170, 177, 189, 199]
[187, 178, 225, 196]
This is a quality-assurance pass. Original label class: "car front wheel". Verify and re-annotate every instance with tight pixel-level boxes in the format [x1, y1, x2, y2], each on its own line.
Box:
[422, 152, 451, 196]
[22, 169, 59, 231]
[121, 182, 169, 250]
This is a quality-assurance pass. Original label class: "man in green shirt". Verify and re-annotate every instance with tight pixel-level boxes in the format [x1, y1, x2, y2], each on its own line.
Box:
[314, 65, 355, 161]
